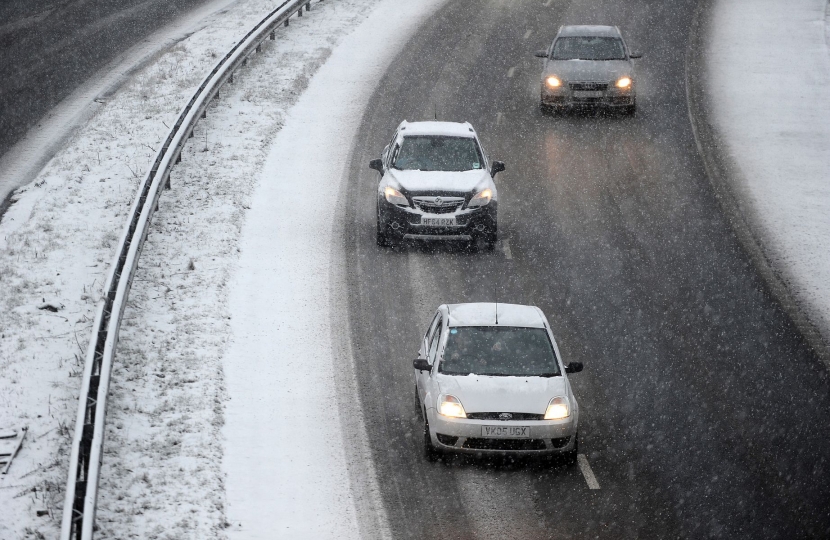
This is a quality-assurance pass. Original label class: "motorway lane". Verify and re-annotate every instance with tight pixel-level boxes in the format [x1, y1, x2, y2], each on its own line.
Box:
[0, 0, 216, 159]
[341, 0, 830, 538]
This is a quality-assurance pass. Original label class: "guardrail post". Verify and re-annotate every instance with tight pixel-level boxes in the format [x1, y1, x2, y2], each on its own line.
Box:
[298, 7, 303, 16]
[242, 58, 247, 66]
[256, 43, 261, 53]
[270, 30, 275, 40]
[305, 2, 310, 11]
[229, 72, 234, 83]
[284, 18, 289, 26]
[202, 109, 207, 119]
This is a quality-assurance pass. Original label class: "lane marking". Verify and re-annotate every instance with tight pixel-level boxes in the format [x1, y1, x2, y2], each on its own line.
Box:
[524, 29, 533, 39]
[496, 112, 504, 126]
[507, 66, 515, 78]
[543, 0, 553, 6]
[577, 454, 600, 489]
[501, 239, 512, 260]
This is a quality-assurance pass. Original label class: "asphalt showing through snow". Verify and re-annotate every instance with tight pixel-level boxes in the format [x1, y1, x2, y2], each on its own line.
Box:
[0, 0, 214, 159]
[341, 0, 830, 538]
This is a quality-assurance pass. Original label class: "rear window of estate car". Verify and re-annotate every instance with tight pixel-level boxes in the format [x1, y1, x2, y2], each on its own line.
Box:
[439, 326, 561, 377]
[393, 135, 483, 172]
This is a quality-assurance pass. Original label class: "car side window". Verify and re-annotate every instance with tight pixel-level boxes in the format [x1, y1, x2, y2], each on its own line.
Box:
[427, 318, 443, 365]
[477, 140, 489, 170]
[425, 314, 440, 342]
[387, 144, 400, 168]
[382, 132, 398, 163]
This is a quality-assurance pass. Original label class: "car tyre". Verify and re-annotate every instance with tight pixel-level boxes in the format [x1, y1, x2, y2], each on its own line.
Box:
[623, 101, 636, 116]
[376, 213, 394, 248]
[423, 416, 441, 462]
[563, 432, 579, 466]
[377, 227, 392, 247]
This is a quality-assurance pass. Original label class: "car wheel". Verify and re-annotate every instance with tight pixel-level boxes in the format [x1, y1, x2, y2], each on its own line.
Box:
[377, 227, 391, 247]
[423, 416, 440, 462]
[472, 230, 497, 252]
[563, 432, 579, 466]
[624, 102, 636, 116]
[376, 214, 393, 247]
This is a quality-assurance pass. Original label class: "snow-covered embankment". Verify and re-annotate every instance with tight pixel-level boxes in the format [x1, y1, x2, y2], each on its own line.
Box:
[0, 0, 445, 538]
[220, 0, 448, 538]
[705, 0, 830, 359]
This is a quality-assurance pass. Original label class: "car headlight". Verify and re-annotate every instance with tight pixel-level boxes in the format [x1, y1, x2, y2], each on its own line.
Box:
[467, 188, 492, 208]
[438, 395, 467, 418]
[616, 77, 632, 89]
[384, 186, 408, 206]
[545, 75, 562, 88]
[544, 396, 570, 420]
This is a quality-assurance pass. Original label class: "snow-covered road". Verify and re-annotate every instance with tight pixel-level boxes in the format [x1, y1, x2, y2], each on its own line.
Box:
[221, 0, 446, 537]
[2, 0, 829, 537]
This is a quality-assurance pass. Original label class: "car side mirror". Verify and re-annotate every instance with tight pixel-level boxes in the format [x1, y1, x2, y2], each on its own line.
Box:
[413, 359, 431, 372]
[565, 362, 583, 374]
[629, 52, 642, 59]
[369, 158, 384, 174]
[534, 50, 548, 58]
[491, 160, 505, 177]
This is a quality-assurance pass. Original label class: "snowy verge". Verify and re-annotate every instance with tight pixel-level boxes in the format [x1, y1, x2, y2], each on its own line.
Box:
[697, 0, 830, 363]
[0, 0, 399, 538]
[220, 0, 449, 537]
[0, 0, 240, 213]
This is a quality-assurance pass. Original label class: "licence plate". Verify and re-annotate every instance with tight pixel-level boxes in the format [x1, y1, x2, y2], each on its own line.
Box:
[481, 426, 531, 438]
[573, 90, 603, 98]
[421, 217, 456, 226]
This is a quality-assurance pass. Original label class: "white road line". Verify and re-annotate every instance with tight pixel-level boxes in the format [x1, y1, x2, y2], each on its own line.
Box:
[543, 0, 553, 6]
[577, 454, 601, 489]
[501, 239, 513, 260]
[496, 112, 504, 126]
[524, 29, 533, 39]
[507, 66, 515, 78]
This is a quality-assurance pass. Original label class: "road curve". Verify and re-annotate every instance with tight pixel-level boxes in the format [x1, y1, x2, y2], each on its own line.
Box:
[340, 0, 830, 538]
[0, 0, 217, 159]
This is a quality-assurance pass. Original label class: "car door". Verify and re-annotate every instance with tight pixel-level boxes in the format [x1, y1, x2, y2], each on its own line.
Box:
[417, 313, 442, 407]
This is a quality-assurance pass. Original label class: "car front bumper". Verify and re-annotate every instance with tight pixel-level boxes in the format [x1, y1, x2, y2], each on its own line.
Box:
[428, 409, 577, 455]
[541, 87, 634, 108]
[378, 197, 497, 240]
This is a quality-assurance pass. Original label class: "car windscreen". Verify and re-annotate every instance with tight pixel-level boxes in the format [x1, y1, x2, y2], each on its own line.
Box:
[439, 326, 561, 377]
[393, 136, 483, 172]
[551, 37, 626, 60]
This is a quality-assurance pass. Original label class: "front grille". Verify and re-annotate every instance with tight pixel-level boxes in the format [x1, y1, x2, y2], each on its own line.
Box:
[416, 201, 463, 214]
[570, 82, 608, 91]
[550, 436, 571, 449]
[466, 412, 545, 421]
[412, 196, 466, 214]
[463, 438, 547, 451]
[436, 434, 459, 446]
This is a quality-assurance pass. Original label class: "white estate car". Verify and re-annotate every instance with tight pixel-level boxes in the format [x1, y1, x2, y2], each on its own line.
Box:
[413, 303, 583, 461]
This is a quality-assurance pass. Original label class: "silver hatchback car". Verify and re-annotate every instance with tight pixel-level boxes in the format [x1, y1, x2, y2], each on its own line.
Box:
[535, 25, 641, 114]
[413, 303, 583, 462]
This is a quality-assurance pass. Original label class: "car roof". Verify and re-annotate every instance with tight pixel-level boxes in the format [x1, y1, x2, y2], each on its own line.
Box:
[556, 25, 621, 38]
[445, 303, 547, 328]
[398, 120, 476, 139]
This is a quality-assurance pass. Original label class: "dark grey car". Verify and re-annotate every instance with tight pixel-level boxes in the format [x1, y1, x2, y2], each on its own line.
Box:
[535, 25, 642, 114]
